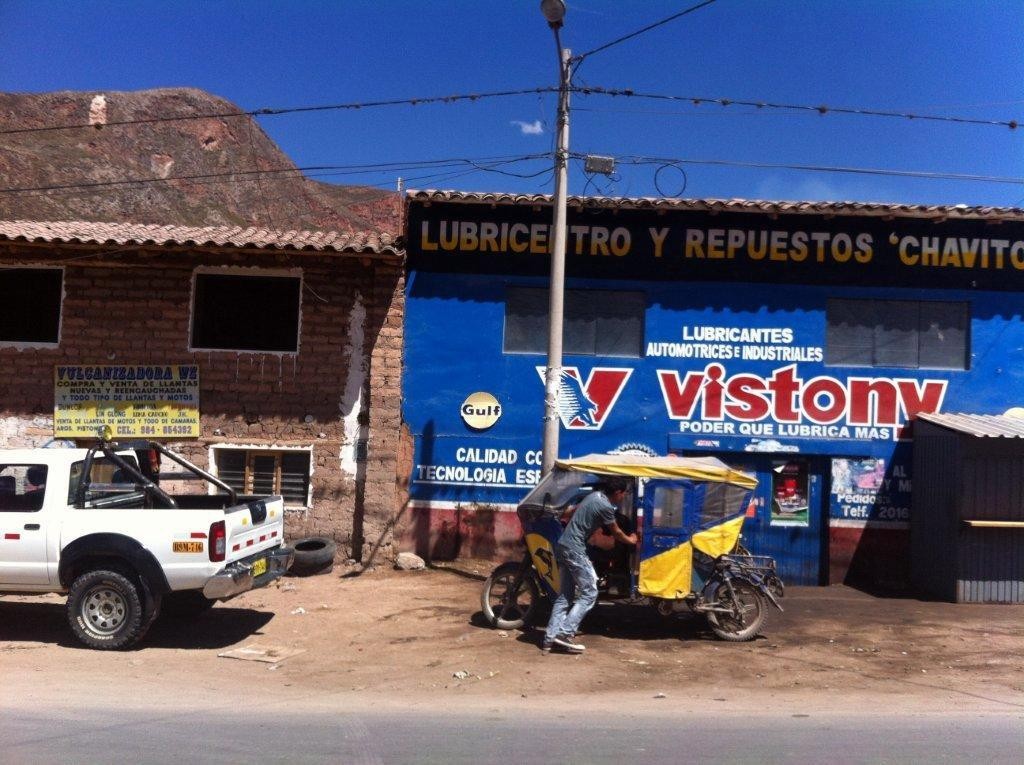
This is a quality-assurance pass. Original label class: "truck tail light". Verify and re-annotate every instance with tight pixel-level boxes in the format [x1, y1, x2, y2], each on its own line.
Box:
[146, 448, 161, 477]
[209, 520, 226, 562]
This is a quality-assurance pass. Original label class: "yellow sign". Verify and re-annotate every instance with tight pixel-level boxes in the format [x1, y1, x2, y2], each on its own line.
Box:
[526, 532, 559, 592]
[54, 365, 200, 439]
[460, 391, 502, 430]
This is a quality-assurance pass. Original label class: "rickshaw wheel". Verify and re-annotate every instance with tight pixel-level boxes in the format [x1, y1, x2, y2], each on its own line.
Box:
[706, 580, 766, 642]
[481, 561, 540, 630]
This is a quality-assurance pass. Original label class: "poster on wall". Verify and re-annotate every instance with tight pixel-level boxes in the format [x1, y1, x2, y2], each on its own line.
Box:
[770, 459, 809, 526]
[830, 457, 911, 523]
[54, 365, 200, 439]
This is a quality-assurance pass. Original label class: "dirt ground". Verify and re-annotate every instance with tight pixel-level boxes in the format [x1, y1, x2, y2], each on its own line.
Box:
[3, 561, 1023, 714]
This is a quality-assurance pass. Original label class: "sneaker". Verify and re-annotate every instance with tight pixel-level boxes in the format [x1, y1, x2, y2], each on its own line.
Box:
[552, 635, 586, 653]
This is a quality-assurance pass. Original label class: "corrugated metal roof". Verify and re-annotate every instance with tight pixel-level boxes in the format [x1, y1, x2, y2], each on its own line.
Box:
[0, 219, 402, 256]
[408, 189, 1024, 223]
[916, 412, 1024, 438]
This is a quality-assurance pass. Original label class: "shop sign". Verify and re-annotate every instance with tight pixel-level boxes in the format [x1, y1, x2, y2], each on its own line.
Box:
[660, 363, 947, 438]
[414, 444, 543, 489]
[409, 200, 1024, 292]
[54, 364, 200, 439]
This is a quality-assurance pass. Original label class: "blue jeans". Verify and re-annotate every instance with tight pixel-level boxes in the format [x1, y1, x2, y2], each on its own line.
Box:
[543, 545, 598, 645]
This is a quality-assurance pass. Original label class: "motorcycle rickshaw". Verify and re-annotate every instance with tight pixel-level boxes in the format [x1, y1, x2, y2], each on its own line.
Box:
[481, 453, 784, 641]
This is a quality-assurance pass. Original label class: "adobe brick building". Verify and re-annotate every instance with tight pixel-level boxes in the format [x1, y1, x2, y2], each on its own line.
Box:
[0, 220, 405, 561]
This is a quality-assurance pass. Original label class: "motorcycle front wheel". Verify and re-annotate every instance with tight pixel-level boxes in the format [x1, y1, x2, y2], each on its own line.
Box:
[480, 561, 540, 629]
[705, 580, 766, 642]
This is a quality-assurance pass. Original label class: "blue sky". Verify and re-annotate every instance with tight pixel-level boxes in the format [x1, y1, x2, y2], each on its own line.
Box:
[2, 1, 1023, 206]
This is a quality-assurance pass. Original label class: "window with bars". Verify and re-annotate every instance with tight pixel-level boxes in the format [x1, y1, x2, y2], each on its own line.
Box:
[826, 298, 970, 371]
[213, 449, 311, 506]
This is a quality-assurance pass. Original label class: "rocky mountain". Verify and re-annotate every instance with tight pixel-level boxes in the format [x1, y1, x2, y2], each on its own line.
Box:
[0, 88, 400, 234]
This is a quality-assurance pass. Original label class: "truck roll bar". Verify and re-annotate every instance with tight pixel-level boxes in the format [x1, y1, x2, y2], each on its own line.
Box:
[74, 436, 238, 509]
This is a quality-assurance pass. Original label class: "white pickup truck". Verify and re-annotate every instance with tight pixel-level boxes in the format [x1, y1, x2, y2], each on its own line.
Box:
[0, 439, 293, 649]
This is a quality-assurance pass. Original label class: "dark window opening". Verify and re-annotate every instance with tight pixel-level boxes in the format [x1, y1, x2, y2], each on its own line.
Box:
[826, 298, 969, 370]
[504, 287, 645, 357]
[0, 268, 62, 345]
[191, 272, 301, 353]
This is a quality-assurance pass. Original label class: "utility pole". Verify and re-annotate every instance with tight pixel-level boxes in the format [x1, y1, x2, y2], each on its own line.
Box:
[541, 0, 569, 475]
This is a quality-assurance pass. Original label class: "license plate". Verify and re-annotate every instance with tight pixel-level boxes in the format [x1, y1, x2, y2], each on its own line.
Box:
[251, 558, 267, 577]
[173, 541, 204, 553]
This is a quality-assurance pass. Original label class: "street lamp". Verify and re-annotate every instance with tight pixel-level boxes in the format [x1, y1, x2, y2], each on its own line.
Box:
[540, 0, 565, 28]
[541, 0, 570, 475]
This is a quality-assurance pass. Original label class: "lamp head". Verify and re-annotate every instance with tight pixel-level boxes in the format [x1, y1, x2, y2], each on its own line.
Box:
[540, 0, 566, 29]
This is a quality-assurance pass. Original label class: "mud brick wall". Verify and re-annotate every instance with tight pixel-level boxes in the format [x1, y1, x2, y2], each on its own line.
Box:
[0, 243, 405, 561]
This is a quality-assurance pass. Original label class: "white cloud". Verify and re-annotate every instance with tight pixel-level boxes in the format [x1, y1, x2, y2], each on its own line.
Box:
[753, 176, 853, 203]
[511, 119, 544, 136]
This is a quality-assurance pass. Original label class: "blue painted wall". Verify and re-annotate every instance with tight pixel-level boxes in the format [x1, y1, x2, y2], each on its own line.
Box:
[402, 198, 1024, 583]
[406, 274, 1024, 491]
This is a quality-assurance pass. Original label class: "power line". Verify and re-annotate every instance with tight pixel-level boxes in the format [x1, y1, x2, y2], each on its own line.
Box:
[0, 246, 129, 272]
[3, 82, 1019, 144]
[602, 153, 1024, 186]
[0, 165, 353, 195]
[5, 150, 1022, 202]
[245, 117, 275, 229]
[573, 105, 804, 118]
[0, 88, 559, 137]
[572, 1, 718, 65]
[573, 86, 1022, 130]
[0, 154, 551, 198]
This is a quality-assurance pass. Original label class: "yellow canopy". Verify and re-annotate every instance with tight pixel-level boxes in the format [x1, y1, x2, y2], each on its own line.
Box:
[554, 453, 758, 489]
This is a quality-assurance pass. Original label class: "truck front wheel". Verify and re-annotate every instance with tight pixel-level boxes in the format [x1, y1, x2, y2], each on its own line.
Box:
[67, 569, 148, 650]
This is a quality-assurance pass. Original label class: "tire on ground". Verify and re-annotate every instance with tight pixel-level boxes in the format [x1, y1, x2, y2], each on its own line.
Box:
[480, 561, 540, 630]
[705, 580, 767, 642]
[289, 536, 337, 576]
[66, 568, 150, 650]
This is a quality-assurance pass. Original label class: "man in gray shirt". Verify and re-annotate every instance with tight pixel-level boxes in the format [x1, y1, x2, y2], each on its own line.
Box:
[542, 477, 638, 653]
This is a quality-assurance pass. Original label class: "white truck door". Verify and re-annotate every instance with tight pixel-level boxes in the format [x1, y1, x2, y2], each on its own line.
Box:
[0, 463, 52, 586]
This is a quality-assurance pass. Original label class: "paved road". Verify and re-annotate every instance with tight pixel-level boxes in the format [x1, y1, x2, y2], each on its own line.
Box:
[4, 704, 1023, 764]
